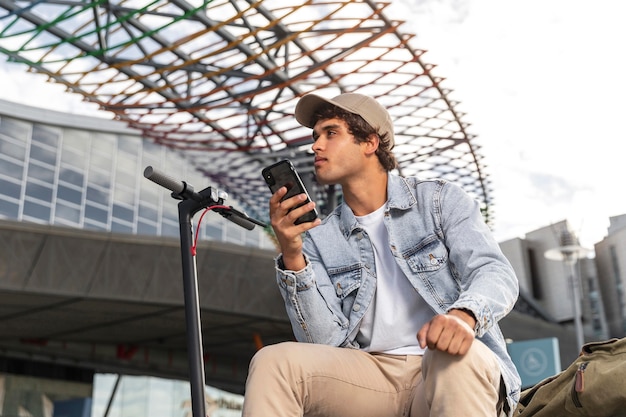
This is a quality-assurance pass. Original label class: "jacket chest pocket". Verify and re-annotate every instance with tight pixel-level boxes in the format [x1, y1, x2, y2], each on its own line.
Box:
[327, 264, 362, 300]
[403, 235, 458, 306]
[404, 234, 448, 273]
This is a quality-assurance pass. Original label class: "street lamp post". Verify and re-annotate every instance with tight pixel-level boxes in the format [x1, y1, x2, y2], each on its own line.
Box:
[545, 229, 591, 349]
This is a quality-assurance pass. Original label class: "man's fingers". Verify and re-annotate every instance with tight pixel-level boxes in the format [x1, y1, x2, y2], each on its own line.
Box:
[417, 322, 430, 348]
[269, 186, 288, 205]
[418, 318, 446, 351]
[271, 191, 308, 216]
[445, 331, 467, 355]
[417, 314, 475, 355]
[284, 200, 315, 222]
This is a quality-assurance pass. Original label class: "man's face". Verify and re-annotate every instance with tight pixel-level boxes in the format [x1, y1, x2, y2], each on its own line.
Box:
[310, 117, 367, 185]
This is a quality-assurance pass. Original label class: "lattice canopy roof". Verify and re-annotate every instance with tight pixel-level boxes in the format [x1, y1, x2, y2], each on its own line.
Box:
[0, 0, 492, 224]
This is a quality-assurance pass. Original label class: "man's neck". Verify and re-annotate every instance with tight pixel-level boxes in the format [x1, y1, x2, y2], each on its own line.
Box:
[342, 171, 388, 216]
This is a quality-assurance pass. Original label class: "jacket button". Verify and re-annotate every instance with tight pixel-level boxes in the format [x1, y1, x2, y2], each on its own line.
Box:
[353, 304, 361, 312]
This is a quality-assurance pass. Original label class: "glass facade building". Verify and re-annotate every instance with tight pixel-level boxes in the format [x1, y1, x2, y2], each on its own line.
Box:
[0, 98, 268, 417]
[0, 99, 274, 250]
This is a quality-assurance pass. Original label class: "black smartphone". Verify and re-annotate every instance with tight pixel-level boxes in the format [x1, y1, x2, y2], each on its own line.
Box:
[262, 159, 319, 224]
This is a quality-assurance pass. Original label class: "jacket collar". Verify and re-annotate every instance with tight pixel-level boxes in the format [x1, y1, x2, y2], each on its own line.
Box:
[337, 174, 417, 238]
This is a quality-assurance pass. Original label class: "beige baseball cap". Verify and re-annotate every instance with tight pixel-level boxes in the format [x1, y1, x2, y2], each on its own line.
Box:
[295, 93, 395, 149]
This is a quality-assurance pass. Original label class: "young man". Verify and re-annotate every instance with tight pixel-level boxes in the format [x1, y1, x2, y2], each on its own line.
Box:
[243, 93, 521, 416]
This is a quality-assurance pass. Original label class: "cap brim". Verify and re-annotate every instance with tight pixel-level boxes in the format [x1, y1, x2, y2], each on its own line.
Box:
[294, 94, 331, 128]
[295, 94, 362, 129]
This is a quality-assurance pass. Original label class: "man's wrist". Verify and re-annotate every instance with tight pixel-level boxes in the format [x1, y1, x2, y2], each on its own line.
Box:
[448, 308, 477, 331]
[280, 252, 307, 271]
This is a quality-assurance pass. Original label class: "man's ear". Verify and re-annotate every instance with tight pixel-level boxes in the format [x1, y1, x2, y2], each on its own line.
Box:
[364, 133, 380, 155]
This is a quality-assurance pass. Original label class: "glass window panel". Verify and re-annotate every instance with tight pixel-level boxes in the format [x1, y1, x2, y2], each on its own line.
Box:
[85, 203, 109, 224]
[32, 124, 60, 148]
[27, 163, 55, 183]
[91, 133, 114, 155]
[88, 168, 111, 189]
[59, 167, 84, 186]
[30, 143, 58, 166]
[118, 135, 141, 154]
[55, 202, 81, 224]
[0, 117, 30, 141]
[112, 203, 134, 222]
[161, 220, 178, 237]
[86, 185, 109, 206]
[0, 198, 19, 219]
[90, 150, 112, 171]
[115, 163, 138, 189]
[62, 129, 90, 153]
[115, 158, 139, 188]
[205, 223, 222, 241]
[161, 206, 178, 223]
[83, 220, 107, 232]
[111, 220, 133, 234]
[245, 233, 256, 247]
[225, 223, 244, 245]
[60, 148, 87, 171]
[137, 220, 157, 236]
[143, 139, 162, 154]
[139, 186, 159, 206]
[117, 153, 138, 174]
[57, 184, 82, 205]
[0, 158, 23, 179]
[138, 202, 158, 222]
[0, 177, 22, 199]
[25, 181, 53, 202]
[0, 137, 27, 160]
[113, 183, 135, 206]
[23, 199, 51, 221]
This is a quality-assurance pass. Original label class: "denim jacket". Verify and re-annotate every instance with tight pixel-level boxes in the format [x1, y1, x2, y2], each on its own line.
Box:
[275, 174, 521, 414]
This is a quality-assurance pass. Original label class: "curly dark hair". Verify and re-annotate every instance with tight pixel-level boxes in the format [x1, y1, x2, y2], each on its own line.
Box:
[310, 104, 397, 171]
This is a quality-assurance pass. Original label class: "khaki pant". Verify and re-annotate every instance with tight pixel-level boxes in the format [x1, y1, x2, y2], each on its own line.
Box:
[242, 340, 504, 417]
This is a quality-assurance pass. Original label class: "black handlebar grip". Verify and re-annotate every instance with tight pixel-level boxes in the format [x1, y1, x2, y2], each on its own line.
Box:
[143, 166, 185, 194]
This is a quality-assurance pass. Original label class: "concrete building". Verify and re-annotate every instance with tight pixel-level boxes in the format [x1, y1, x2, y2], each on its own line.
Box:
[499, 219, 626, 346]
[594, 214, 626, 337]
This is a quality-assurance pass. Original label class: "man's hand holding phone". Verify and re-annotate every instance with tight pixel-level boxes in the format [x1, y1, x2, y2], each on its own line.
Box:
[262, 160, 321, 270]
[268, 185, 321, 271]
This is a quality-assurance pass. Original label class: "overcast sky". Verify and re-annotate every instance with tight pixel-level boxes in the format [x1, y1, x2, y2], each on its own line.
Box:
[2, 0, 624, 249]
[389, 0, 626, 249]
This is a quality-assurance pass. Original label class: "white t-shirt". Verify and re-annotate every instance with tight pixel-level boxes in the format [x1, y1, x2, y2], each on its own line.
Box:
[354, 203, 434, 355]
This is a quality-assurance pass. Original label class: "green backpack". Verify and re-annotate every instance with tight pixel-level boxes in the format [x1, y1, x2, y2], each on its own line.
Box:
[515, 337, 626, 416]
